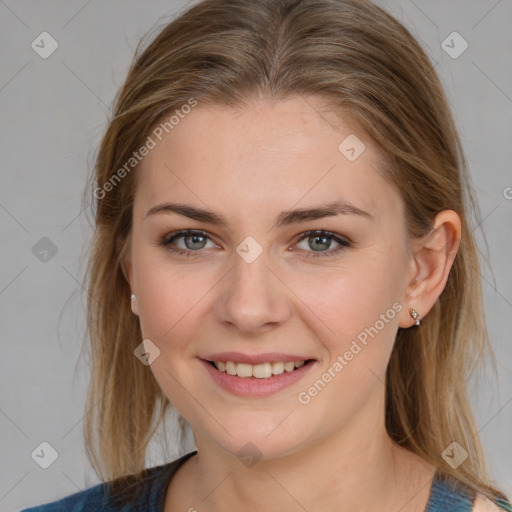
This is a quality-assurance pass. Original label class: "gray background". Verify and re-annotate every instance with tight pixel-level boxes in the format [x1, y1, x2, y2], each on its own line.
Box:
[1, 1, 511, 510]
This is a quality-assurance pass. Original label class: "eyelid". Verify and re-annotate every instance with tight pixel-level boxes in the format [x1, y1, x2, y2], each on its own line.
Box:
[294, 229, 351, 245]
[161, 228, 211, 244]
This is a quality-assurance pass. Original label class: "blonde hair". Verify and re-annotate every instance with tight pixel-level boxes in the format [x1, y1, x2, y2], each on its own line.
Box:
[83, 0, 508, 504]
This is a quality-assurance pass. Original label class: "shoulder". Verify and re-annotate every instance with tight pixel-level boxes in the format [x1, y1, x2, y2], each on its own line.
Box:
[20, 451, 198, 512]
[18, 471, 162, 512]
[473, 493, 512, 512]
[19, 481, 111, 511]
[19, 465, 167, 512]
[425, 470, 512, 512]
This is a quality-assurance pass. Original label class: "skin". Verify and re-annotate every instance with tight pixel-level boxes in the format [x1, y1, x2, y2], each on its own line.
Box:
[124, 95, 462, 512]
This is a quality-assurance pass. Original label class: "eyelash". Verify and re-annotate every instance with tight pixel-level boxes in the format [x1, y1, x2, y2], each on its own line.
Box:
[159, 229, 351, 259]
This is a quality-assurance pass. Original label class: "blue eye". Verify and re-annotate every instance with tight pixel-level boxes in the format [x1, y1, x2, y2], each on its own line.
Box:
[160, 229, 215, 257]
[160, 229, 351, 258]
[295, 230, 351, 258]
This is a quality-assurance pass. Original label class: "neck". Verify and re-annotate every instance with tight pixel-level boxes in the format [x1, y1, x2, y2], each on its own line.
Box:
[169, 390, 435, 512]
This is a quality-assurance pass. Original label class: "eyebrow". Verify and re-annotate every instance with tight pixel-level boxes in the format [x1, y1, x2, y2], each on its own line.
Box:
[145, 200, 373, 227]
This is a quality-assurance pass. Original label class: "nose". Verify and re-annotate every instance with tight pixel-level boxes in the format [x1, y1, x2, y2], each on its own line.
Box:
[214, 249, 292, 335]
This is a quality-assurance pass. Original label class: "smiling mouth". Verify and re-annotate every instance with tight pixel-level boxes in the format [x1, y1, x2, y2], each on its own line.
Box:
[205, 359, 316, 379]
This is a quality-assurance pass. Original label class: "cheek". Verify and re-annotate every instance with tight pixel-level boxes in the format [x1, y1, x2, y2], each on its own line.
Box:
[290, 249, 405, 364]
[133, 259, 211, 408]
[132, 246, 213, 344]
[303, 255, 402, 321]
[290, 262, 403, 428]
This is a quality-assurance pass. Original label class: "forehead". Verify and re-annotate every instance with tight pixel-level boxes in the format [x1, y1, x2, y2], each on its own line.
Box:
[135, 96, 401, 223]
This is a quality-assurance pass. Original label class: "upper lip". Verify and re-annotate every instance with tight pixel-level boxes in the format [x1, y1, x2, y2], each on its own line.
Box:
[201, 352, 315, 365]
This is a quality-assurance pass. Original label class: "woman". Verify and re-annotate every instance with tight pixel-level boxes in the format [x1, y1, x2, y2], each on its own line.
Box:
[23, 0, 511, 510]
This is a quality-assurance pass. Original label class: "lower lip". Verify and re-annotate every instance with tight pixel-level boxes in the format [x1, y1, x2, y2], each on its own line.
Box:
[200, 359, 316, 397]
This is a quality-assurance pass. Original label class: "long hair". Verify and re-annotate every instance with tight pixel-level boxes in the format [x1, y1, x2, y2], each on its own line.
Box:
[83, 0, 507, 504]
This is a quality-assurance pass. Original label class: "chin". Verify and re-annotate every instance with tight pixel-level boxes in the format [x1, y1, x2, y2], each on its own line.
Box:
[200, 423, 311, 466]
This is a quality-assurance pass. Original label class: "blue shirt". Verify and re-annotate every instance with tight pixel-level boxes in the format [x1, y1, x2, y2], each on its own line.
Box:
[21, 450, 512, 511]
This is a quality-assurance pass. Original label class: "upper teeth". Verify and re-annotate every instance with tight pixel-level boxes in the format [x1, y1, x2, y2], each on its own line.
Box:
[215, 360, 305, 378]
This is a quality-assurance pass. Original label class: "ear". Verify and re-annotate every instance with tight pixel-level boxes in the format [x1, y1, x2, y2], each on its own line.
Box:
[399, 210, 461, 328]
[120, 242, 139, 316]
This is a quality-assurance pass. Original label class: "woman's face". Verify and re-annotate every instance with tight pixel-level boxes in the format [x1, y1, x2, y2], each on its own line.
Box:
[126, 95, 415, 460]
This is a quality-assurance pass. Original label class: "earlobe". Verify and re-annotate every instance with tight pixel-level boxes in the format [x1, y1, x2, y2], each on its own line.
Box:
[130, 293, 139, 316]
[408, 308, 421, 326]
[122, 254, 139, 315]
[400, 210, 461, 327]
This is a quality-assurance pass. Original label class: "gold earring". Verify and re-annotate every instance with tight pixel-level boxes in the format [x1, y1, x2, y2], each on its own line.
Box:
[409, 308, 420, 326]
